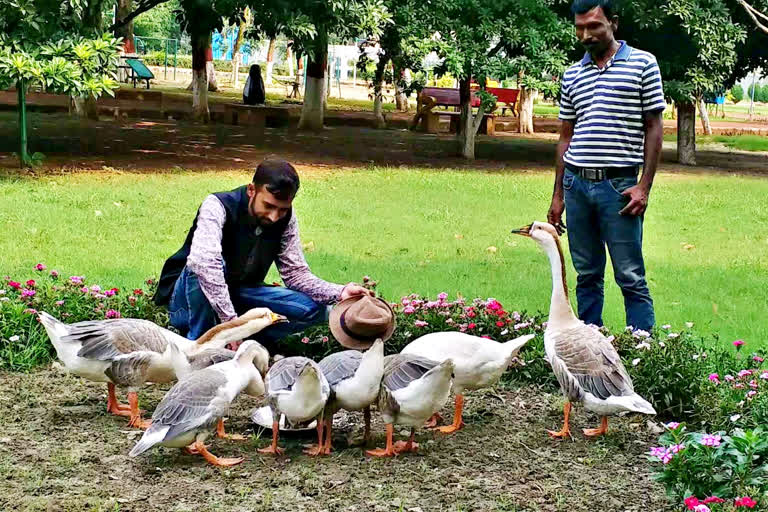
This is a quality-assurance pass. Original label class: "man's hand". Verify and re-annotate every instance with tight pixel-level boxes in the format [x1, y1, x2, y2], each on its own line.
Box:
[547, 196, 566, 235]
[340, 283, 374, 301]
[619, 185, 650, 216]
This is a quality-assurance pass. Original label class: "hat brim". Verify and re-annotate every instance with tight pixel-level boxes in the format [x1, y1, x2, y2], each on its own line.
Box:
[329, 296, 396, 350]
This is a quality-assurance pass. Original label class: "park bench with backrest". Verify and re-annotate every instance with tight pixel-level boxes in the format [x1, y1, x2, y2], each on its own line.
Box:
[124, 58, 154, 89]
[412, 87, 496, 135]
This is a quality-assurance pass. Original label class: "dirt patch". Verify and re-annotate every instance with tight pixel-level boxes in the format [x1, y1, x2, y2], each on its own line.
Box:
[0, 367, 672, 512]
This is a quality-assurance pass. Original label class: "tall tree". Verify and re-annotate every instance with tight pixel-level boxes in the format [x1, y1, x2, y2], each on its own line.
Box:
[115, 0, 136, 52]
[231, 8, 251, 87]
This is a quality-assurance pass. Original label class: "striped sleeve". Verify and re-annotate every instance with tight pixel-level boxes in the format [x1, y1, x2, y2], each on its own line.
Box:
[640, 57, 666, 113]
[558, 77, 576, 121]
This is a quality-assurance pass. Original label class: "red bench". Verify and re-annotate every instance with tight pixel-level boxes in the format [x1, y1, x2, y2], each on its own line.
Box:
[484, 87, 520, 116]
[412, 87, 494, 135]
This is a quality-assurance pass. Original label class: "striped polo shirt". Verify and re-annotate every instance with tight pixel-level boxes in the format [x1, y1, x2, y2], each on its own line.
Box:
[559, 41, 666, 168]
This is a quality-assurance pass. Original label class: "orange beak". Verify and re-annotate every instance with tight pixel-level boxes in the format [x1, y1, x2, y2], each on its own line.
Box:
[510, 224, 533, 237]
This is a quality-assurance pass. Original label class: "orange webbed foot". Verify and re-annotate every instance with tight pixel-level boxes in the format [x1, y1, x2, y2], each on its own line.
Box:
[423, 413, 443, 429]
[393, 440, 419, 454]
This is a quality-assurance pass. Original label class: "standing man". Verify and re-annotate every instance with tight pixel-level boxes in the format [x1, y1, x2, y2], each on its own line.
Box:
[154, 158, 372, 346]
[547, 0, 665, 331]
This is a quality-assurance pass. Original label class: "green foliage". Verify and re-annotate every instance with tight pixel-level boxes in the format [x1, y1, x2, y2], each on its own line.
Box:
[730, 84, 744, 103]
[0, 269, 165, 371]
[141, 51, 249, 73]
[134, 0, 183, 41]
[649, 424, 767, 508]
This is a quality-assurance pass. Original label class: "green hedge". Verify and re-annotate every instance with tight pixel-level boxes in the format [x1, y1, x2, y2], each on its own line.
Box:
[140, 50, 250, 74]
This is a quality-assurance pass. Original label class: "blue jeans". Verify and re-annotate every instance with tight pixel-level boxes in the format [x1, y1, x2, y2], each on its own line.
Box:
[563, 168, 655, 331]
[168, 267, 327, 344]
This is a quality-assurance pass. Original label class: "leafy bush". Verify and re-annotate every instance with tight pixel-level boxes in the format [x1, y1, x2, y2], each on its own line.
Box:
[730, 85, 744, 103]
[648, 423, 766, 509]
[140, 51, 250, 74]
[0, 265, 166, 371]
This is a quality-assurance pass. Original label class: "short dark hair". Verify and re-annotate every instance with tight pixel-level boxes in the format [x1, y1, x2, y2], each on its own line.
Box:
[252, 158, 300, 200]
[571, 0, 617, 18]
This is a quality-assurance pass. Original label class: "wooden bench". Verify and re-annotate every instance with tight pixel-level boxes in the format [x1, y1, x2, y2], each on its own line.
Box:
[412, 87, 495, 135]
[483, 87, 520, 116]
[222, 104, 296, 131]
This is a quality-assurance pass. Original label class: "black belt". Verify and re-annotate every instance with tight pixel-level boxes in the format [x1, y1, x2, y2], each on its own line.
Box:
[566, 165, 638, 181]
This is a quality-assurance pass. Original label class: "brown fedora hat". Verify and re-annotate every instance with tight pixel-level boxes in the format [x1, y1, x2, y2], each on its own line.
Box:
[329, 295, 396, 349]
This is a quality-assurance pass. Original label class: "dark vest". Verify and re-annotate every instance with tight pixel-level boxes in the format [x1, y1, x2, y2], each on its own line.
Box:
[154, 185, 292, 305]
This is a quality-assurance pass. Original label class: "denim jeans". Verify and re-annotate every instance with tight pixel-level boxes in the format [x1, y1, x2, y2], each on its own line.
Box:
[168, 267, 327, 347]
[563, 167, 655, 331]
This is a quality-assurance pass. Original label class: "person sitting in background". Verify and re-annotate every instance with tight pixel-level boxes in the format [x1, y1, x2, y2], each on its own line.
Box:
[243, 64, 266, 106]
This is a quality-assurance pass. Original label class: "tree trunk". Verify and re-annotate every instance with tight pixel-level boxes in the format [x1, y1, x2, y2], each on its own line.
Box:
[266, 38, 276, 85]
[393, 63, 408, 112]
[676, 100, 696, 165]
[73, 96, 99, 120]
[186, 39, 218, 93]
[191, 32, 210, 123]
[206, 61, 218, 92]
[518, 87, 535, 134]
[697, 97, 712, 135]
[287, 46, 294, 77]
[298, 31, 327, 131]
[231, 19, 247, 87]
[297, 52, 305, 87]
[114, 0, 134, 53]
[457, 77, 487, 159]
[372, 56, 389, 129]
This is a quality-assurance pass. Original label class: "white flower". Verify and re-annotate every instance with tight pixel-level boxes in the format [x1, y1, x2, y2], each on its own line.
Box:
[500, 329, 509, 336]
[661, 324, 671, 329]
[692, 354, 699, 360]
[658, 341, 666, 348]
[730, 414, 741, 422]
[632, 358, 641, 366]
[625, 326, 634, 332]
[0, 289, 5, 295]
[635, 342, 651, 351]
[0, 297, 8, 302]
[633, 329, 651, 338]
[9, 335, 19, 342]
[685, 322, 694, 328]
[668, 333, 680, 339]
[95, 210, 102, 217]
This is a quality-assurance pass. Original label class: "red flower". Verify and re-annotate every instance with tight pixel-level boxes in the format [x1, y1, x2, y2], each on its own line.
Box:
[34, 263, 46, 271]
[684, 496, 700, 510]
[25, 280, 36, 288]
[703, 497, 725, 504]
[8, 281, 21, 290]
[496, 310, 506, 317]
[735, 497, 757, 508]
[468, 323, 476, 330]
[145, 279, 154, 285]
[467, 311, 476, 318]
[109, 287, 119, 295]
[496, 321, 505, 328]
[133, 289, 144, 296]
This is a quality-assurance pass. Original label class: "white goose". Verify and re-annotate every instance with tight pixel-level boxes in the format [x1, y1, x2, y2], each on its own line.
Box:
[307, 339, 385, 455]
[511, 221, 655, 438]
[39, 308, 286, 429]
[129, 340, 270, 467]
[401, 332, 534, 433]
[258, 356, 330, 456]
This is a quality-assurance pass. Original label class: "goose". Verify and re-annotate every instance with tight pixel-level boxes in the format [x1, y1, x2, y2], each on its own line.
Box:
[128, 340, 270, 466]
[366, 354, 454, 457]
[258, 356, 330, 456]
[511, 221, 656, 438]
[39, 308, 286, 429]
[401, 332, 535, 433]
[305, 339, 385, 455]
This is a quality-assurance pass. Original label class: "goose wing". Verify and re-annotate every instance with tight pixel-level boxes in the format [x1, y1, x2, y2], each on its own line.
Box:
[151, 367, 230, 440]
[188, 348, 236, 371]
[552, 326, 634, 400]
[382, 354, 440, 392]
[266, 357, 308, 393]
[319, 351, 363, 388]
[72, 319, 170, 360]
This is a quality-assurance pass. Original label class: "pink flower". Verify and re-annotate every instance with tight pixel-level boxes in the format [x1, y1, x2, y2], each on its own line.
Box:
[702, 497, 724, 505]
[445, 318, 454, 325]
[69, 276, 84, 284]
[725, 375, 735, 382]
[514, 322, 531, 330]
[403, 305, 415, 315]
[437, 292, 448, 301]
[480, 335, 491, 339]
[466, 310, 476, 318]
[104, 289, 116, 297]
[128, 296, 136, 305]
[661, 451, 674, 464]
[90, 285, 101, 293]
[733, 339, 745, 349]
[105, 309, 121, 319]
[734, 496, 757, 508]
[21, 289, 35, 298]
[700, 434, 721, 447]
[24, 308, 37, 314]
[8, 281, 21, 290]
[649, 446, 666, 458]
[754, 356, 764, 363]
[735, 383, 745, 389]
[467, 323, 476, 330]
[34, 263, 46, 271]
[670, 443, 685, 453]
[496, 321, 505, 328]
[760, 372, 768, 380]
[693, 505, 710, 512]
[708, 374, 720, 383]
[747, 390, 757, 399]
[80, 286, 89, 293]
[321, 336, 329, 343]
[486, 299, 502, 311]
[414, 320, 429, 327]
[750, 380, 758, 389]
[25, 280, 36, 288]
[55, 300, 65, 306]
[50, 270, 59, 278]
[666, 422, 681, 430]
[738, 369, 753, 378]
[301, 337, 310, 344]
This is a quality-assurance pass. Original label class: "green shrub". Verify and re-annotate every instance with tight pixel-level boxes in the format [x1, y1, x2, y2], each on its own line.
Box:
[730, 85, 744, 103]
[140, 51, 249, 74]
[648, 423, 767, 509]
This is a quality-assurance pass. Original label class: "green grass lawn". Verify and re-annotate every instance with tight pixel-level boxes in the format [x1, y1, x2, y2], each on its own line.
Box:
[1, 168, 767, 346]
[663, 134, 768, 152]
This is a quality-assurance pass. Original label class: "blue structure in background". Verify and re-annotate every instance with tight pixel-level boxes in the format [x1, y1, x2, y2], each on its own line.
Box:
[212, 30, 251, 64]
